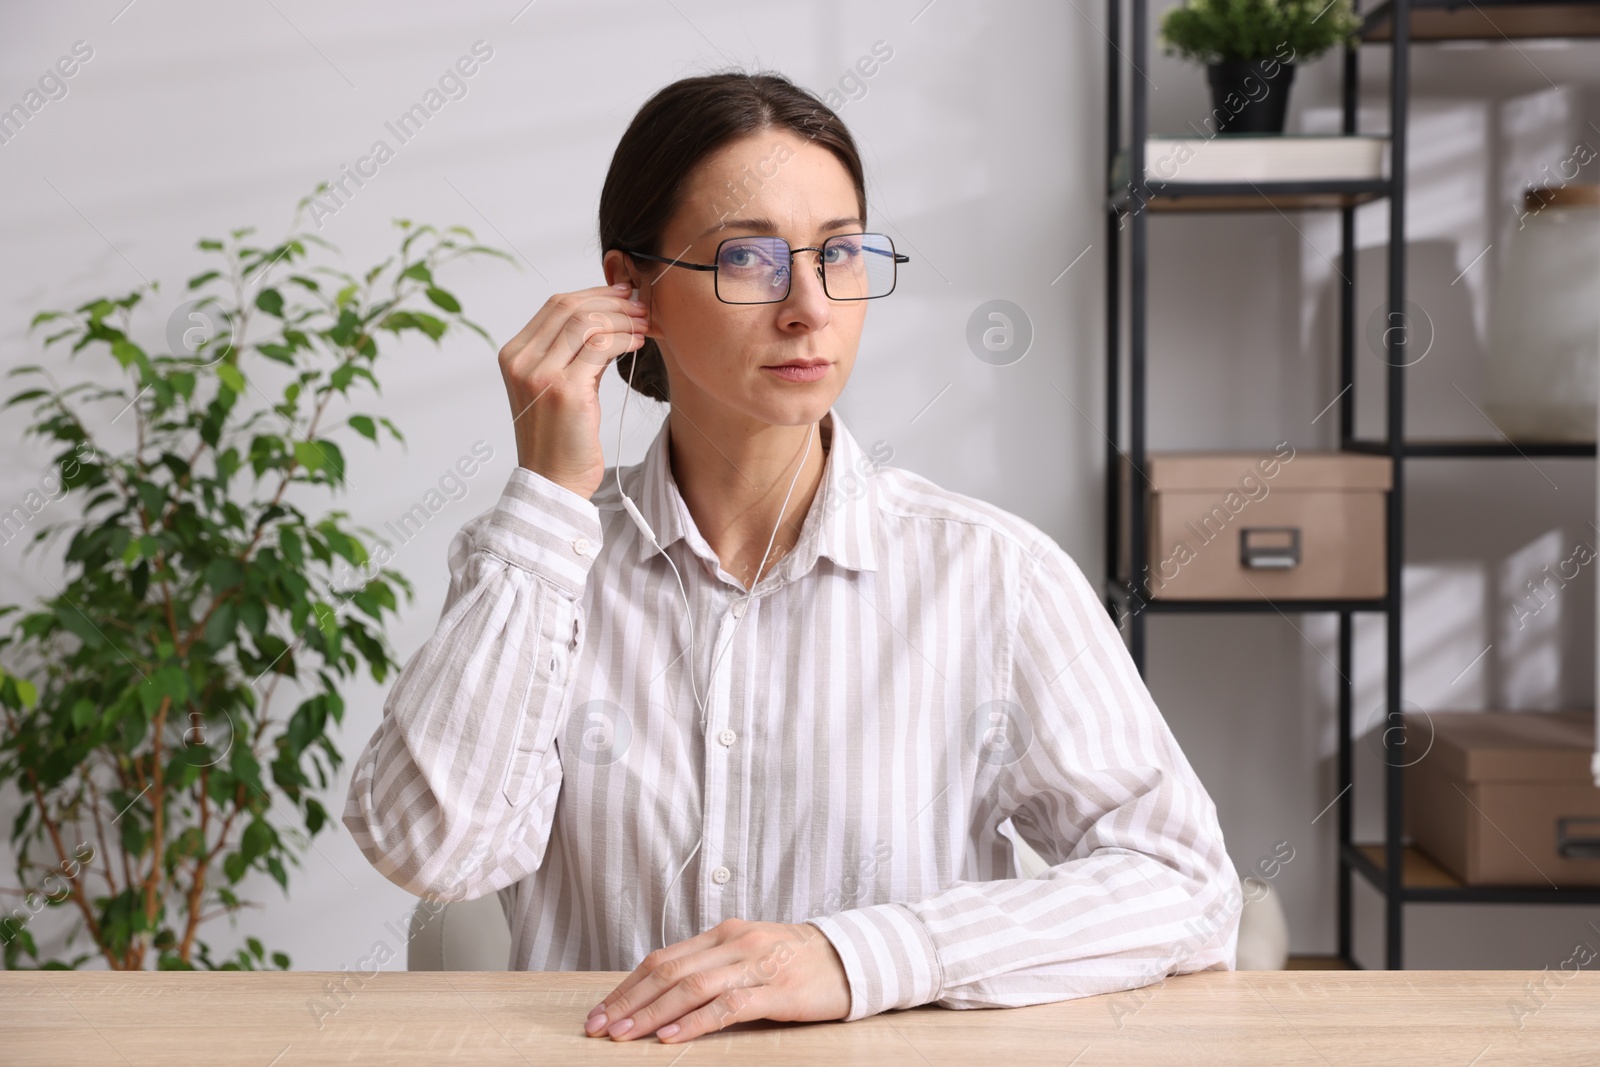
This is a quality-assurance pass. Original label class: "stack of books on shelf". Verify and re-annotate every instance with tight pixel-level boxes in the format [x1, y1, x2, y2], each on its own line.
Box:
[1115, 134, 1389, 185]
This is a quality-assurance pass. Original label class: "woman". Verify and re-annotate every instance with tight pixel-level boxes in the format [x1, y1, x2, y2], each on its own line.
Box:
[343, 71, 1241, 1045]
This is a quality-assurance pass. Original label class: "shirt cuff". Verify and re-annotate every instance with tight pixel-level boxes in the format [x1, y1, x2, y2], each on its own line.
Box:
[477, 466, 603, 598]
[805, 901, 944, 1021]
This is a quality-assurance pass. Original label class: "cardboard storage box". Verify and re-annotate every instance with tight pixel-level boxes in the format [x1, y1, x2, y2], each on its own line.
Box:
[1403, 710, 1600, 886]
[1119, 451, 1391, 600]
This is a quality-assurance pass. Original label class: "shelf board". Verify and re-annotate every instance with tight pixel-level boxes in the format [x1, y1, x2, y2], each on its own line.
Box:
[1286, 955, 1359, 970]
[1106, 583, 1388, 614]
[1111, 179, 1389, 214]
[1345, 842, 1600, 903]
[1344, 437, 1597, 458]
[1361, 0, 1600, 42]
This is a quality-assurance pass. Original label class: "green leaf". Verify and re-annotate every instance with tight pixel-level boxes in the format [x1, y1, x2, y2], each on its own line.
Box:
[348, 415, 377, 441]
[266, 856, 288, 891]
[400, 262, 432, 284]
[3, 388, 48, 409]
[257, 342, 295, 366]
[328, 308, 360, 346]
[187, 270, 221, 290]
[203, 600, 237, 650]
[312, 600, 339, 640]
[150, 664, 190, 707]
[425, 287, 461, 313]
[216, 363, 245, 395]
[54, 603, 105, 648]
[204, 557, 245, 593]
[292, 441, 327, 472]
[239, 598, 267, 638]
[231, 746, 264, 796]
[12, 676, 39, 710]
[279, 528, 304, 567]
[110, 339, 146, 371]
[255, 288, 285, 317]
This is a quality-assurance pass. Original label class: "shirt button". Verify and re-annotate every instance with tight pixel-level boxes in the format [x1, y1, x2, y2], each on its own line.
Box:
[731, 600, 746, 618]
[571, 537, 590, 557]
[711, 865, 731, 885]
[718, 729, 736, 746]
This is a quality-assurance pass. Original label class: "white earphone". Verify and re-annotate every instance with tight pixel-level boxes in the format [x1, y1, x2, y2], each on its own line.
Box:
[611, 288, 814, 952]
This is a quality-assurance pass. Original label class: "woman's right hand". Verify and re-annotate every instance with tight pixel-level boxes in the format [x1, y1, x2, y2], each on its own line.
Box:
[497, 282, 649, 500]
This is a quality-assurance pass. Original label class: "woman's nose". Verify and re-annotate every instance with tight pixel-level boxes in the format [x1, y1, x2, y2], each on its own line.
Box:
[782, 253, 830, 315]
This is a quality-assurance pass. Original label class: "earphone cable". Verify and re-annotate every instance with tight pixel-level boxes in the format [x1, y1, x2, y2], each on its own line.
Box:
[608, 304, 815, 952]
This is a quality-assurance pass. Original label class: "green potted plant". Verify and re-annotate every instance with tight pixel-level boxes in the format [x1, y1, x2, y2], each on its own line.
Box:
[0, 191, 510, 970]
[1160, 0, 1362, 134]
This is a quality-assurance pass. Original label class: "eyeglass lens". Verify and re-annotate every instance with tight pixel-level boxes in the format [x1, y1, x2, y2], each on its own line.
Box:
[713, 233, 897, 303]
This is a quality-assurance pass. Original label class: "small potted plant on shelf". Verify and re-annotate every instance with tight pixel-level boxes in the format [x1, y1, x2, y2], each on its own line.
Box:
[1160, 0, 1363, 134]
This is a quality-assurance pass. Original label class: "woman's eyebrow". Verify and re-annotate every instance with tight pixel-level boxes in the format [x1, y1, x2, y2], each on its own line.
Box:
[695, 216, 865, 239]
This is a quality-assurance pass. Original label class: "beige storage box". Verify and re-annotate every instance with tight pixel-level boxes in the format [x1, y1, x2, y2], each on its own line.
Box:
[1120, 451, 1391, 600]
[1403, 710, 1600, 886]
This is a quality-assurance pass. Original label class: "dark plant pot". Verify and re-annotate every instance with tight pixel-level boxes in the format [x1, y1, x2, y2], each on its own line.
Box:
[1206, 59, 1296, 134]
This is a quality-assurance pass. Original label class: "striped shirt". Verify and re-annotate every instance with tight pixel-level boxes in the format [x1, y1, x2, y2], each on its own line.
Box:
[341, 405, 1241, 1022]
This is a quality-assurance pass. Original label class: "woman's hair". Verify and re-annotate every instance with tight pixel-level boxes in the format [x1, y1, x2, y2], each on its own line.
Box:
[599, 70, 868, 403]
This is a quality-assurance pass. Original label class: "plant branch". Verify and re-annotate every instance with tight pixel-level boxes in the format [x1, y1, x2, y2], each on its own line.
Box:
[24, 771, 117, 969]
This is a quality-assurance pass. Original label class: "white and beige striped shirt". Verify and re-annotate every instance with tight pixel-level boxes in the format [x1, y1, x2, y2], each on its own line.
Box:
[342, 406, 1241, 1022]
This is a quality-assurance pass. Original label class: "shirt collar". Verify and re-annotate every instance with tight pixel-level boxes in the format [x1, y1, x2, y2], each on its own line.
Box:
[630, 405, 879, 581]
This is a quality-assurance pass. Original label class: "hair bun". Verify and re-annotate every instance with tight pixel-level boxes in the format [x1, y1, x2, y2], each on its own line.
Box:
[616, 339, 671, 403]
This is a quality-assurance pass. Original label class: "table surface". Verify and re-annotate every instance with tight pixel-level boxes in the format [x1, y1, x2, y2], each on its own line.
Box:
[2, 969, 1596, 1065]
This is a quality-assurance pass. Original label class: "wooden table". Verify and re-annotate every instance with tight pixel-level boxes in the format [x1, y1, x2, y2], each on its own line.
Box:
[3, 969, 1595, 1065]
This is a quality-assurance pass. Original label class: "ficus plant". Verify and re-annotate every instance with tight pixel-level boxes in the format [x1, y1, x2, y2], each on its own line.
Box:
[0, 188, 511, 970]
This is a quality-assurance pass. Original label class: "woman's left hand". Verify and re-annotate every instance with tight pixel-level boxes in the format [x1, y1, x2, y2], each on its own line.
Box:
[583, 918, 851, 1043]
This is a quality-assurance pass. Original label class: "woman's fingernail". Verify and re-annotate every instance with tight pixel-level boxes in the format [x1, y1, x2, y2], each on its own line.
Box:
[608, 1017, 634, 1037]
[658, 1023, 681, 1039]
[612, 281, 630, 290]
[585, 1013, 608, 1034]
[587, 1003, 606, 1019]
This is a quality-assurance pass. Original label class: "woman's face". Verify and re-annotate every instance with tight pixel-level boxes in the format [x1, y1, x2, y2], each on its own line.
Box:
[606, 129, 869, 430]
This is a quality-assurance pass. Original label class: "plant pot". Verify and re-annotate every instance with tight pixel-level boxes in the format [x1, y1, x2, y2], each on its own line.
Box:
[1206, 59, 1296, 134]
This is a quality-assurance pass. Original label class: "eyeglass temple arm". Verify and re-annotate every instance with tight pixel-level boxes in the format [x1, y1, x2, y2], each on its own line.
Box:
[619, 249, 717, 271]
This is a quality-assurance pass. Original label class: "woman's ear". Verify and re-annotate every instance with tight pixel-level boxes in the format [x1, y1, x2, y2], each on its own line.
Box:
[601, 248, 638, 290]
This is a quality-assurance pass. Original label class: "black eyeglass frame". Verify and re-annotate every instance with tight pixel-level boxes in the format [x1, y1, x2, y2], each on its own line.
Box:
[617, 232, 910, 304]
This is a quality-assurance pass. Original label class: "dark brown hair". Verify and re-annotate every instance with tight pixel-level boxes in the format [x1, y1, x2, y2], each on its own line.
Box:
[599, 70, 868, 403]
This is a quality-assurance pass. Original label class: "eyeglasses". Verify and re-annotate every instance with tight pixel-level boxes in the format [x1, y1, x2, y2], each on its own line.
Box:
[619, 232, 909, 304]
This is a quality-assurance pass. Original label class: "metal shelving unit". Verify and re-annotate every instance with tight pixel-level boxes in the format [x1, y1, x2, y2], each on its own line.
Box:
[1103, 0, 1600, 969]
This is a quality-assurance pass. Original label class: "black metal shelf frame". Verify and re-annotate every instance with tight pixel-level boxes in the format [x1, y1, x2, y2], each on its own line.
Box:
[1101, 0, 1600, 972]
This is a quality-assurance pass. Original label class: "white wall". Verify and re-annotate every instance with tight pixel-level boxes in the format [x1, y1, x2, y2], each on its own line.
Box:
[0, 0, 1595, 974]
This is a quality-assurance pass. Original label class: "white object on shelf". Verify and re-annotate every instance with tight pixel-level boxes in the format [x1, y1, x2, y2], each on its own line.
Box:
[1140, 134, 1388, 184]
[1484, 184, 1600, 443]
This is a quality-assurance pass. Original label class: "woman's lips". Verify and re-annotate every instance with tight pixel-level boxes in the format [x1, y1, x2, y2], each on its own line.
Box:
[763, 363, 829, 383]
